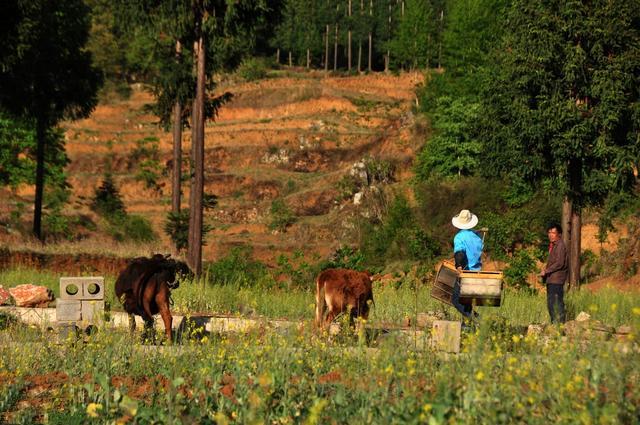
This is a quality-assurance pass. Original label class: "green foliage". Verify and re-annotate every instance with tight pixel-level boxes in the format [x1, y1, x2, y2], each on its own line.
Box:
[164, 210, 190, 252]
[415, 96, 481, 179]
[322, 246, 366, 271]
[479, 0, 640, 209]
[503, 248, 540, 291]
[206, 245, 272, 287]
[92, 174, 126, 220]
[336, 174, 360, 200]
[236, 57, 269, 81]
[389, 0, 436, 69]
[268, 198, 296, 232]
[360, 194, 440, 266]
[0, 116, 69, 192]
[131, 137, 162, 191]
[107, 214, 156, 243]
[276, 250, 320, 289]
[363, 155, 396, 185]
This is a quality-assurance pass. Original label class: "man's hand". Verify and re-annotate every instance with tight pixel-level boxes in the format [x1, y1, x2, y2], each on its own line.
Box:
[539, 270, 546, 278]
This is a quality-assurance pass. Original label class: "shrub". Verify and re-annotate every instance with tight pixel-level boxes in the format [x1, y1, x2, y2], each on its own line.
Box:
[108, 214, 156, 243]
[359, 194, 440, 267]
[206, 245, 272, 287]
[503, 248, 540, 291]
[164, 209, 212, 251]
[322, 246, 366, 271]
[336, 175, 360, 200]
[92, 174, 126, 220]
[236, 57, 269, 81]
[268, 199, 296, 232]
[131, 137, 161, 191]
[363, 156, 396, 185]
[276, 250, 320, 289]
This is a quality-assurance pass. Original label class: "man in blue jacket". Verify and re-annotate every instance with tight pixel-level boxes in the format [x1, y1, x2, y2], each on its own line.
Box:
[451, 209, 483, 319]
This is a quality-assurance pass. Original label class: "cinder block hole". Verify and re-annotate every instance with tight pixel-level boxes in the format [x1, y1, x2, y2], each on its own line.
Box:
[65, 284, 79, 296]
[87, 283, 101, 295]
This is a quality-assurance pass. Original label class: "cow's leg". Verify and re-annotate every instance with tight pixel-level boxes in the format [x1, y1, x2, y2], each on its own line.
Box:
[128, 313, 136, 335]
[325, 310, 337, 327]
[138, 281, 158, 343]
[142, 319, 155, 344]
[156, 284, 173, 342]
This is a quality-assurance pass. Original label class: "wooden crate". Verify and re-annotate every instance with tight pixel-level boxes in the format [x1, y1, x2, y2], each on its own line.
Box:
[431, 262, 504, 307]
[459, 270, 503, 307]
[430, 261, 458, 306]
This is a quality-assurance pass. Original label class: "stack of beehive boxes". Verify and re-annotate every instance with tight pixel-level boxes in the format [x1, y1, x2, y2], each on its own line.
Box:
[56, 277, 105, 332]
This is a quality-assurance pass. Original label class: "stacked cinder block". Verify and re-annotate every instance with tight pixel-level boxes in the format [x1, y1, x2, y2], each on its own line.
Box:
[57, 277, 105, 333]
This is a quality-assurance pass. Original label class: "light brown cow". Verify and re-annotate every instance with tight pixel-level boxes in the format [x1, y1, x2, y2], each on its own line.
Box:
[315, 268, 374, 328]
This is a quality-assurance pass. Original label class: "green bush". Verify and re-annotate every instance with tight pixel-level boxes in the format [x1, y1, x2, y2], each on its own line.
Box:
[131, 137, 162, 191]
[268, 199, 296, 232]
[206, 245, 273, 287]
[359, 194, 440, 267]
[336, 175, 359, 200]
[164, 210, 190, 251]
[503, 248, 540, 291]
[236, 57, 269, 81]
[92, 174, 126, 220]
[322, 246, 367, 271]
[276, 250, 321, 289]
[108, 214, 156, 243]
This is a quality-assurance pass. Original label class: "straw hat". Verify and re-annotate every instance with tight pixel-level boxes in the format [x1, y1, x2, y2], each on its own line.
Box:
[451, 209, 478, 230]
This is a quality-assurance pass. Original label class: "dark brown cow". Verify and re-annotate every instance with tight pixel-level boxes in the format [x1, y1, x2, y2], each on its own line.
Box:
[315, 268, 374, 329]
[115, 254, 192, 341]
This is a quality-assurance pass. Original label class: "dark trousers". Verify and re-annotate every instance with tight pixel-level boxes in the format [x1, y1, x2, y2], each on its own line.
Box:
[452, 278, 474, 319]
[546, 283, 566, 324]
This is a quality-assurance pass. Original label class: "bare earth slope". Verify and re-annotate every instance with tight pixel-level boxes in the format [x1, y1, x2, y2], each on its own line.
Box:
[15, 71, 425, 264]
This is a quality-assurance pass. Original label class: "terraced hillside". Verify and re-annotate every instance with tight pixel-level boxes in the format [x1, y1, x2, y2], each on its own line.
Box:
[4, 71, 426, 264]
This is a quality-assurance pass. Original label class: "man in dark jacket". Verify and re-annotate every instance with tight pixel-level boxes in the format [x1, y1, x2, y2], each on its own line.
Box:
[540, 224, 568, 323]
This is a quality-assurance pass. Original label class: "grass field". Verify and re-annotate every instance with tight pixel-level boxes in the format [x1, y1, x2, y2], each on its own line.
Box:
[1, 267, 639, 423]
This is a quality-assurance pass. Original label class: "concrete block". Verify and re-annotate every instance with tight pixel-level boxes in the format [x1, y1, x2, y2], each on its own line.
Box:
[56, 299, 82, 321]
[431, 320, 461, 353]
[59, 277, 104, 300]
[81, 300, 105, 322]
[82, 278, 104, 300]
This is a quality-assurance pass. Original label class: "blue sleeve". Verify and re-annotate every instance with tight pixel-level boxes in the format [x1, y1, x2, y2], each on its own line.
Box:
[453, 233, 465, 254]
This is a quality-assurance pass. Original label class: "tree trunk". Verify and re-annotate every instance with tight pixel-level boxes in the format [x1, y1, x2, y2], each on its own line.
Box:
[288, 51, 292, 67]
[357, 41, 362, 73]
[188, 39, 198, 270]
[334, 24, 339, 71]
[188, 33, 206, 277]
[385, 1, 391, 73]
[33, 117, 46, 241]
[324, 24, 330, 72]
[276, 48, 280, 64]
[569, 208, 581, 289]
[368, 0, 373, 72]
[438, 9, 443, 69]
[171, 99, 182, 214]
[347, 0, 352, 72]
[171, 41, 183, 219]
[307, 48, 310, 69]
[561, 197, 571, 248]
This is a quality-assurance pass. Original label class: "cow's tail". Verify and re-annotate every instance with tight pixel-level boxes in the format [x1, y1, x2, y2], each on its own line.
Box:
[315, 274, 326, 328]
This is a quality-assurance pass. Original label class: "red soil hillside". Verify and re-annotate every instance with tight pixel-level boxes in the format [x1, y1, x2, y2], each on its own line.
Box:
[0, 71, 426, 265]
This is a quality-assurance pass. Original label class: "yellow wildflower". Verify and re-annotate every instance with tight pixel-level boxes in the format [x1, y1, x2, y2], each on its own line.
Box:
[632, 307, 640, 316]
[86, 403, 103, 418]
[475, 371, 484, 381]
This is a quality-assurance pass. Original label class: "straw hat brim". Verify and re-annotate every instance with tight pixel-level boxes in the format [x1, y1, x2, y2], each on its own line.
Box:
[451, 214, 478, 230]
